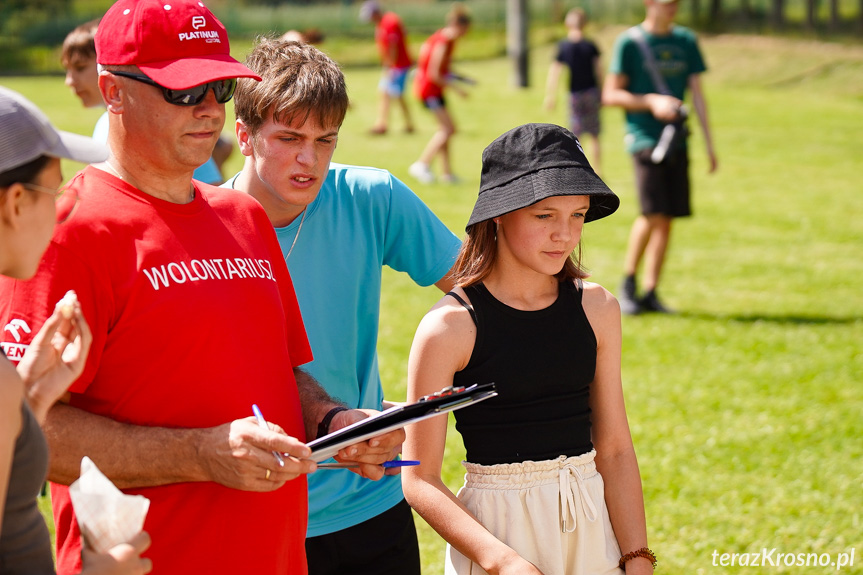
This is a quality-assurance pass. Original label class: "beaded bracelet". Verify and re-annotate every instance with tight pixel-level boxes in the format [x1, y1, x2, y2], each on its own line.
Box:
[618, 547, 657, 570]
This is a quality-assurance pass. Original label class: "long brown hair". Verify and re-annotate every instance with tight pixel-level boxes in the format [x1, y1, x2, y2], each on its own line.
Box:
[452, 219, 588, 287]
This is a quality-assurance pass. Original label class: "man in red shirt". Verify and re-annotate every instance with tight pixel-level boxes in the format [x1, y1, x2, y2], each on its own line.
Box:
[0, 1, 402, 573]
[360, 1, 414, 135]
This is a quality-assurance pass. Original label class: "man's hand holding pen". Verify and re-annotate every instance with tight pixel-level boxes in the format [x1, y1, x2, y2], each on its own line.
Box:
[201, 405, 406, 491]
[196, 416, 316, 492]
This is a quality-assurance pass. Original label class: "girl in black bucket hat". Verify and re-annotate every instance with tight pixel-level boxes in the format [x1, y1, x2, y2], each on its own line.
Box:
[402, 124, 655, 575]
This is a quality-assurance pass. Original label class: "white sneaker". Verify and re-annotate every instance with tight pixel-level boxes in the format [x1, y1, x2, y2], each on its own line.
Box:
[439, 173, 461, 184]
[409, 162, 434, 184]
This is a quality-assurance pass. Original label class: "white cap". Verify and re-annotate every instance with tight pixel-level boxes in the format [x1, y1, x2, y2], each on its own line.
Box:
[358, 1, 381, 22]
[0, 86, 108, 174]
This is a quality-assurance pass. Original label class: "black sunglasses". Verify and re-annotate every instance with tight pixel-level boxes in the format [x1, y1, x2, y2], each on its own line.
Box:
[110, 71, 237, 106]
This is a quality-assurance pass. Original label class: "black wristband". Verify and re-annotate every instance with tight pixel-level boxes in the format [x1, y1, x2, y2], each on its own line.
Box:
[316, 406, 349, 440]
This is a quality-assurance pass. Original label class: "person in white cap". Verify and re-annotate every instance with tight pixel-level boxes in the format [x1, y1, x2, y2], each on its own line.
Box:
[0, 86, 152, 575]
[0, 1, 403, 574]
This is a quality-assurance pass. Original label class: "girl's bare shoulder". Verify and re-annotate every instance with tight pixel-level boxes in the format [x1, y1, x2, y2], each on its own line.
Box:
[421, 287, 474, 333]
[412, 287, 477, 372]
[578, 280, 621, 323]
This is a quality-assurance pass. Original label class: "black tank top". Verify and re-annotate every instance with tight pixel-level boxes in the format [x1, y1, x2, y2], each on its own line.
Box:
[451, 280, 596, 465]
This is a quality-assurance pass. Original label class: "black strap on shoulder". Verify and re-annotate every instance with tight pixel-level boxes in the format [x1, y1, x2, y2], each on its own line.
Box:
[572, 277, 586, 304]
[446, 291, 478, 327]
[627, 26, 672, 96]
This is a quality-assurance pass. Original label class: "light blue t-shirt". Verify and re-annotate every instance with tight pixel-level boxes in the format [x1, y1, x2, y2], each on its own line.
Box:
[225, 163, 461, 536]
[92, 110, 110, 143]
[93, 111, 224, 184]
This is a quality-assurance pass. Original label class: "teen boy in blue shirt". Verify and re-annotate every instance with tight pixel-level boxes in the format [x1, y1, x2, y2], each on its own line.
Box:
[224, 38, 460, 575]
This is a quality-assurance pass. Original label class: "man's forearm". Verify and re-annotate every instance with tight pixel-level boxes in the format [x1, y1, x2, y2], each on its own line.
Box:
[44, 403, 207, 488]
[293, 367, 343, 440]
[604, 88, 656, 112]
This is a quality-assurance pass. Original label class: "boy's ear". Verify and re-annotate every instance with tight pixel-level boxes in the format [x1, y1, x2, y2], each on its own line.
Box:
[235, 120, 255, 157]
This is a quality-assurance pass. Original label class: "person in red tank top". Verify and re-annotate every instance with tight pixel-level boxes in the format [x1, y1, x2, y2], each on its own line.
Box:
[408, 3, 471, 185]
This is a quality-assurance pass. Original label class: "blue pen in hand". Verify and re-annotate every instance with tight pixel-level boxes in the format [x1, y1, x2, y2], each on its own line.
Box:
[252, 404, 285, 467]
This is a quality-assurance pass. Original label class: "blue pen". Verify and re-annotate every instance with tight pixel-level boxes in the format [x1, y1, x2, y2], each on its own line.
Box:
[252, 404, 285, 467]
[383, 459, 420, 468]
[316, 460, 420, 469]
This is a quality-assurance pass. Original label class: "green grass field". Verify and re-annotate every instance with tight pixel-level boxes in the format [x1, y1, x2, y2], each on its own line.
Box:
[4, 26, 862, 574]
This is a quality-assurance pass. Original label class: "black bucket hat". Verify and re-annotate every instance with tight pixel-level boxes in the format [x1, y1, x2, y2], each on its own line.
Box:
[466, 123, 619, 230]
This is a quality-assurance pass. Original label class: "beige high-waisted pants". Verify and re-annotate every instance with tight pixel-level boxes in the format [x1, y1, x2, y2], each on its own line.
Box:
[445, 450, 623, 575]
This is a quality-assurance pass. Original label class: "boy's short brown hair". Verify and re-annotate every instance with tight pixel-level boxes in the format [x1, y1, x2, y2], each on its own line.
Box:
[565, 8, 587, 30]
[61, 19, 100, 67]
[447, 3, 472, 27]
[235, 37, 349, 135]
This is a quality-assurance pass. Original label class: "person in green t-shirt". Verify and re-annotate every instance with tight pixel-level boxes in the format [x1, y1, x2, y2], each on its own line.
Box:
[602, 0, 717, 314]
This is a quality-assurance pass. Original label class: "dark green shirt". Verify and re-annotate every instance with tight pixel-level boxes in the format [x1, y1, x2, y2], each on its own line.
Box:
[609, 24, 707, 153]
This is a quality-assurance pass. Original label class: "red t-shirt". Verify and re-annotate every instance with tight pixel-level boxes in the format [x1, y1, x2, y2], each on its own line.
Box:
[414, 28, 454, 100]
[376, 12, 411, 69]
[0, 167, 312, 575]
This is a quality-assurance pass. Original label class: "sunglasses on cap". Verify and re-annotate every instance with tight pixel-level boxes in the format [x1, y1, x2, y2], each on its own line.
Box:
[109, 71, 237, 106]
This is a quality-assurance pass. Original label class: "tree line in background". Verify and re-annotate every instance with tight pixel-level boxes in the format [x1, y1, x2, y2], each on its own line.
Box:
[690, 0, 863, 30]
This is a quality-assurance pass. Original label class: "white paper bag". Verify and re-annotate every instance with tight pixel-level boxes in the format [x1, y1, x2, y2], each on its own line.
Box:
[68, 456, 150, 554]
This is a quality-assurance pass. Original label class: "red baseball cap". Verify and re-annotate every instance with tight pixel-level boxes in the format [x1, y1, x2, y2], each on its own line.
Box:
[95, 0, 261, 90]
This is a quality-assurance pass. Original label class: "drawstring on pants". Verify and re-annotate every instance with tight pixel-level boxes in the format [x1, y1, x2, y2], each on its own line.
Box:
[559, 461, 598, 533]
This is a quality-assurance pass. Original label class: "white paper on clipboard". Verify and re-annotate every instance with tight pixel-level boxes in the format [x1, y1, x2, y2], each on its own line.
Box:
[307, 382, 497, 462]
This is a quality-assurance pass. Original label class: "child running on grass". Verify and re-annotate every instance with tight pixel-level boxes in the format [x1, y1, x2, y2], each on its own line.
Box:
[408, 3, 471, 184]
[402, 123, 655, 575]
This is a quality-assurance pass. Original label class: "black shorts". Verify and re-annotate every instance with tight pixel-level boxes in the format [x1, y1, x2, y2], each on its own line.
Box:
[632, 146, 691, 217]
[421, 94, 446, 110]
[305, 498, 421, 575]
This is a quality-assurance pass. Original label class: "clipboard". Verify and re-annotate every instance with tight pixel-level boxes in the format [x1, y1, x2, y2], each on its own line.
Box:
[307, 382, 497, 462]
